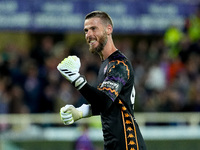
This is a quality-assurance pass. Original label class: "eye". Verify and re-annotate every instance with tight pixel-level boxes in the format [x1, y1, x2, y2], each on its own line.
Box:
[91, 27, 96, 31]
[84, 29, 88, 34]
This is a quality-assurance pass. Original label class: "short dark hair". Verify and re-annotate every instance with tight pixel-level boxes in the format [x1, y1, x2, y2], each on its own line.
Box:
[85, 11, 113, 28]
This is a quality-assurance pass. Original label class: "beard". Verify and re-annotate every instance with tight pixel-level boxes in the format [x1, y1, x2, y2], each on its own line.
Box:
[88, 31, 108, 54]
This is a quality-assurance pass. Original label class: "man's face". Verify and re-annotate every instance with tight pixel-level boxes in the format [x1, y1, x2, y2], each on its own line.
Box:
[84, 17, 108, 54]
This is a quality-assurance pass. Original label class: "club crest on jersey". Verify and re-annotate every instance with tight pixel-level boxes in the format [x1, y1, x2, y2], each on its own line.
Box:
[100, 81, 119, 91]
[104, 65, 108, 74]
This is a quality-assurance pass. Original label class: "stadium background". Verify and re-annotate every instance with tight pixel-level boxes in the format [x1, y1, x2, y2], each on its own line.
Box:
[0, 0, 200, 150]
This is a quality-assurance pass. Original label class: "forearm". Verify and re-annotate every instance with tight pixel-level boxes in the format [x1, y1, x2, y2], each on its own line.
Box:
[79, 83, 113, 114]
[57, 56, 112, 114]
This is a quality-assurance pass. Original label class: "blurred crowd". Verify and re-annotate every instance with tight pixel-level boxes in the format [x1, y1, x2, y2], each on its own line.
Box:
[0, 6, 200, 116]
[0, 35, 101, 114]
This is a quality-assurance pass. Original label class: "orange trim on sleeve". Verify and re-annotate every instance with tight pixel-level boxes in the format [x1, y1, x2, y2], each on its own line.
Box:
[98, 87, 119, 96]
[109, 60, 130, 79]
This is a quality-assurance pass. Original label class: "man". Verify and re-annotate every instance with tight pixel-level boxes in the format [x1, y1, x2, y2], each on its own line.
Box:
[57, 11, 147, 150]
[75, 123, 95, 150]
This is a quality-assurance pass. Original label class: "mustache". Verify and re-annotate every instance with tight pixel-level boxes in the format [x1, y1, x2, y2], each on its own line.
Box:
[87, 37, 96, 43]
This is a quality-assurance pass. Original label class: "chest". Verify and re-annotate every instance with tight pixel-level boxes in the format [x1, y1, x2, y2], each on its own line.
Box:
[97, 60, 109, 86]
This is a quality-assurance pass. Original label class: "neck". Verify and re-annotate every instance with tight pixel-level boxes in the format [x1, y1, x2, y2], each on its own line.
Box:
[98, 52, 104, 61]
[99, 37, 117, 61]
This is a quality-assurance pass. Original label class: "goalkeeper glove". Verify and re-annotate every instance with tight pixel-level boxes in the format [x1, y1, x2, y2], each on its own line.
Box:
[57, 56, 87, 90]
[60, 104, 92, 125]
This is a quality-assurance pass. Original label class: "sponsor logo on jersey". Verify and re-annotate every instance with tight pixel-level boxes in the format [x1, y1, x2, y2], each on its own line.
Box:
[100, 81, 119, 91]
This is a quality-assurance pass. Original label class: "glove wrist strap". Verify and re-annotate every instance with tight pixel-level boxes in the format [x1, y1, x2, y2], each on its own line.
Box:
[77, 104, 92, 118]
[72, 75, 87, 90]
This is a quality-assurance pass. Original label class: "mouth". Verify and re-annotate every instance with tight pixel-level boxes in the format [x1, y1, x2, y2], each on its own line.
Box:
[89, 40, 97, 46]
[87, 38, 98, 47]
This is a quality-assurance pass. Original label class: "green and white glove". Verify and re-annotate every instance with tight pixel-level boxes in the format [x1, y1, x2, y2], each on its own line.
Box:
[60, 104, 92, 125]
[57, 56, 87, 90]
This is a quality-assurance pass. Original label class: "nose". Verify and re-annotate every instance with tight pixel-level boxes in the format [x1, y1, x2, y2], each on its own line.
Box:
[85, 29, 93, 39]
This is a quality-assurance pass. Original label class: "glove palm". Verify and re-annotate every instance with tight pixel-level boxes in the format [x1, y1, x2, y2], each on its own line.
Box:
[60, 104, 92, 125]
[60, 105, 83, 125]
[57, 56, 87, 90]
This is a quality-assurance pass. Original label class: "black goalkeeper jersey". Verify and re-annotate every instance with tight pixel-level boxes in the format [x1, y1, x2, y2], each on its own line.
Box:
[80, 50, 146, 150]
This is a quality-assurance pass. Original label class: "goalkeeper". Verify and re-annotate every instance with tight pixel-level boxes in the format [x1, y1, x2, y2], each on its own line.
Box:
[57, 11, 147, 150]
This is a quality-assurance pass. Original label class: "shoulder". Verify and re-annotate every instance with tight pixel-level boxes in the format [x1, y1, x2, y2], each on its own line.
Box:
[106, 50, 133, 79]
[108, 50, 128, 62]
[108, 50, 132, 70]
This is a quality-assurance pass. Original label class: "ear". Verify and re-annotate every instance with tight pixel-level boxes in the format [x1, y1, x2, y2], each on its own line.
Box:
[106, 24, 113, 35]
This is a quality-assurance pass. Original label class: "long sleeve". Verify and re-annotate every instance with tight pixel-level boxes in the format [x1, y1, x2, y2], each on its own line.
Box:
[79, 83, 113, 115]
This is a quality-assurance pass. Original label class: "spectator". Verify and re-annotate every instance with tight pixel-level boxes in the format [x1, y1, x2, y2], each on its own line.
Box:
[74, 123, 95, 150]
